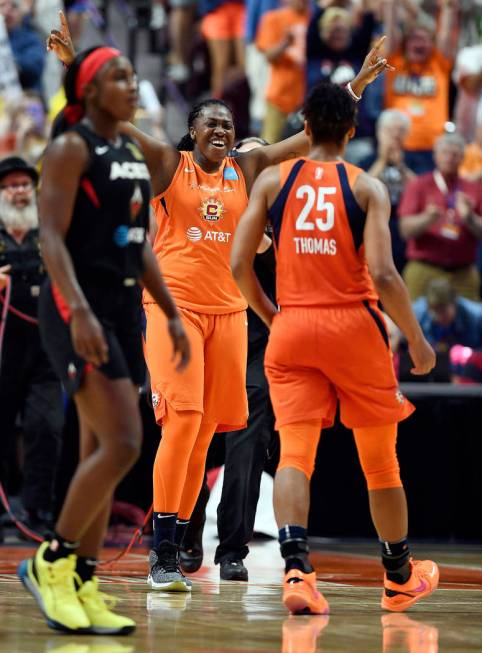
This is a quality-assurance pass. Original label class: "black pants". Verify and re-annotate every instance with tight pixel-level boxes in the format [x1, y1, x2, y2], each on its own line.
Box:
[0, 318, 63, 513]
[214, 341, 275, 564]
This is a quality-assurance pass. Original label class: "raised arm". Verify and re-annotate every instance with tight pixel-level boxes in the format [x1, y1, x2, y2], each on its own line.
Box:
[231, 168, 279, 327]
[382, 0, 400, 55]
[39, 134, 109, 367]
[437, 0, 459, 60]
[358, 175, 435, 374]
[47, 10, 180, 195]
[237, 37, 393, 191]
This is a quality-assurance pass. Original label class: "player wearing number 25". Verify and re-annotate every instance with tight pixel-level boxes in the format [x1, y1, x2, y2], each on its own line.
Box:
[232, 81, 438, 616]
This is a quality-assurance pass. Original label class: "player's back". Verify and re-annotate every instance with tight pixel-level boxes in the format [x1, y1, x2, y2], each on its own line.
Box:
[269, 158, 378, 307]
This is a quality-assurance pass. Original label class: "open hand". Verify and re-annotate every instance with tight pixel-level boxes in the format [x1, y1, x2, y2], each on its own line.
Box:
[46, 10, 76, 66]
[70, 306, 109, 367]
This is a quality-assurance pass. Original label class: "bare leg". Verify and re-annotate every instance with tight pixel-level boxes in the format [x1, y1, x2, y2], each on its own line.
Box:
[169, 5, 196, 68]
[206, 38, 232, 96]
[55, 370, 142, 543]
[368, 487, 408, 542]
[274, 468, 311, 528]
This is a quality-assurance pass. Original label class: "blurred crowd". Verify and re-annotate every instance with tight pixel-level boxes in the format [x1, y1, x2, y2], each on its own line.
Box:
[0, 0, 481, 536]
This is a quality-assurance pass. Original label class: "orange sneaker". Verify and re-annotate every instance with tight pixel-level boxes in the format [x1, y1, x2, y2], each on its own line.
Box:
[381, 560, 439, 612]
[282, 570, 329, 615]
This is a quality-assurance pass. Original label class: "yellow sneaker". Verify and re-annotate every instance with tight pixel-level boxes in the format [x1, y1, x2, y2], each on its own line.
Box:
[18, 541, 90, 632]
[77, 576, 136, 635]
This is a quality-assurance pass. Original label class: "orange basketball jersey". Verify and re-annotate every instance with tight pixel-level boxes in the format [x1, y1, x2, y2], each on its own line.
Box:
[269, 158, 378, 307]
[144, 151, 248, 314]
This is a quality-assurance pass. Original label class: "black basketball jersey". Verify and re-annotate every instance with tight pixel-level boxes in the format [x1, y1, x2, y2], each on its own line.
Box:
[64, 122, 151, 288]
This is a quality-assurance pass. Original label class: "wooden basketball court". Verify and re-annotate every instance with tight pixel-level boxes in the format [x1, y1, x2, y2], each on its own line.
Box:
[1, 535, 481, 652]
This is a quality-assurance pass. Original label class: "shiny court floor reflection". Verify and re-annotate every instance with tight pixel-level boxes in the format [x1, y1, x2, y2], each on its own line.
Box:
[1, 538, 481, 653]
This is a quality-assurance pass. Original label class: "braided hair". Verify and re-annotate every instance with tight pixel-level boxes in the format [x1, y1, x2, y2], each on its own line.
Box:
[176, 99, 233, 151]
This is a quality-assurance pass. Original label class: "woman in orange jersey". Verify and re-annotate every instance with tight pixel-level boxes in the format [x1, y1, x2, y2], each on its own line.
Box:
[47, 14, 391, 590]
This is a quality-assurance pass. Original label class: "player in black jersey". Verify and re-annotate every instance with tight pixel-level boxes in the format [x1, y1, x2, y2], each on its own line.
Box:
[18, 46, 190, 635]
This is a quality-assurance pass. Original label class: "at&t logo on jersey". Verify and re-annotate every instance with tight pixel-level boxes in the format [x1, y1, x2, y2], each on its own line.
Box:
[199, 197, 224, 222]
[186, 226, 232, 243]
[186, 226, 203, 242]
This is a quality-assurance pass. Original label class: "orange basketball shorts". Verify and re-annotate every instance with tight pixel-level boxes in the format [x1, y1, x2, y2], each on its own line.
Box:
[143, 303, 248, 432]
[201, 1, 246, 40]
[265, 304, 414, 430]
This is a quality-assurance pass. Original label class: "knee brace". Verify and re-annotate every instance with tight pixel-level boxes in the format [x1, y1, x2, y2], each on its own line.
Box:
[353, 424, 402, 491]
[278, 420, 322, 480]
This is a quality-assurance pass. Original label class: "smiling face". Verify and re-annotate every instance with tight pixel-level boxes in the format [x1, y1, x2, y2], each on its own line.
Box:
[190, 105, 235, 165]
[404, 28, 433, 64]
[86, 56, 139, 122]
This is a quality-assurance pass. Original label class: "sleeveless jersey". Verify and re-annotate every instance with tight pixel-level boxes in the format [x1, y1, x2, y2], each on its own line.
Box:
[145, 151, 248, 314]
[268, 158, 378, 308]
[65, 123, 151, 288]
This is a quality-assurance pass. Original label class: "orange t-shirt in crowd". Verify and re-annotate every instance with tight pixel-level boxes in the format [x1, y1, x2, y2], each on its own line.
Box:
[269, 158, 378, 308]
[460, 143, 482, 180]
[385, 48, 452, 151]
[256, 7, 309, 115]
[145, 151, 248, 314]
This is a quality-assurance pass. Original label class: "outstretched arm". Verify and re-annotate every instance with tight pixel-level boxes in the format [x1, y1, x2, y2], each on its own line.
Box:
[238, 37, 393, 190]
[47, 11, 180, 195]
[231, 169, 279, 327]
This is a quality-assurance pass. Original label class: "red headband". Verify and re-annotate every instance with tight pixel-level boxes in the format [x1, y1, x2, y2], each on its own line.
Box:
[75, 47, 122, 100]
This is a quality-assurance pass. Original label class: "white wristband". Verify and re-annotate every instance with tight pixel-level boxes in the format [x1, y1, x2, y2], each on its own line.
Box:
[346, 82, 362, 102]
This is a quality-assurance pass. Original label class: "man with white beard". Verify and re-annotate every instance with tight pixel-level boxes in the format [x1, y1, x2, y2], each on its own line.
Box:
[0, 156, 63, 540]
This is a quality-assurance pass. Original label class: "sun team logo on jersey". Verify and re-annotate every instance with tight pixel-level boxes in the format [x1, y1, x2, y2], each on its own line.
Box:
[199, 197, 224, 222]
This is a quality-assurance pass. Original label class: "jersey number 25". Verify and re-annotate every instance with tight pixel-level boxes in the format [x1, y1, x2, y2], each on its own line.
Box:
[295, 185, 336, 232]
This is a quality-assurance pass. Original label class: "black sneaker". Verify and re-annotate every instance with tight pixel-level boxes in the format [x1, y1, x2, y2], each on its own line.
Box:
[180, 543, 203, 574]
[148, 541, 191, 592]
[220, 559, 248, 581]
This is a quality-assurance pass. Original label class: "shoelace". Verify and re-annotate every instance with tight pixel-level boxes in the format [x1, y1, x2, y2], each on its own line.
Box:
[78, 577, 117, 609]
[46, 559, 79, 600]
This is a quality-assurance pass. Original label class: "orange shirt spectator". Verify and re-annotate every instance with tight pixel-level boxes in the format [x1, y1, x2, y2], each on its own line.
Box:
[256, 0, 309, 143]
[460, 124, 482, 183]
[383, 1, 458, 173]
[385, 48, 452, 152]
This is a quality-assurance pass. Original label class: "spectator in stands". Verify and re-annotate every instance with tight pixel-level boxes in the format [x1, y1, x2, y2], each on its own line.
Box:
[166, 0, 198, 83]
[361, 108, 414, 271]
[199, 0, 246, 96]
[453, 45, 482, 145]
[413, 278, 482, 351]
[0, 0, 46, 93]
[0, 156, 63, 535]
[305, 0, 377, 157]
[256, 0, 309, 144]
[245, 0, 278, 130]
[384, 0, 458, 174]
[306, 0, 376, 92]
[460, 120, 482, 183]
[398, 133, 482, 301]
